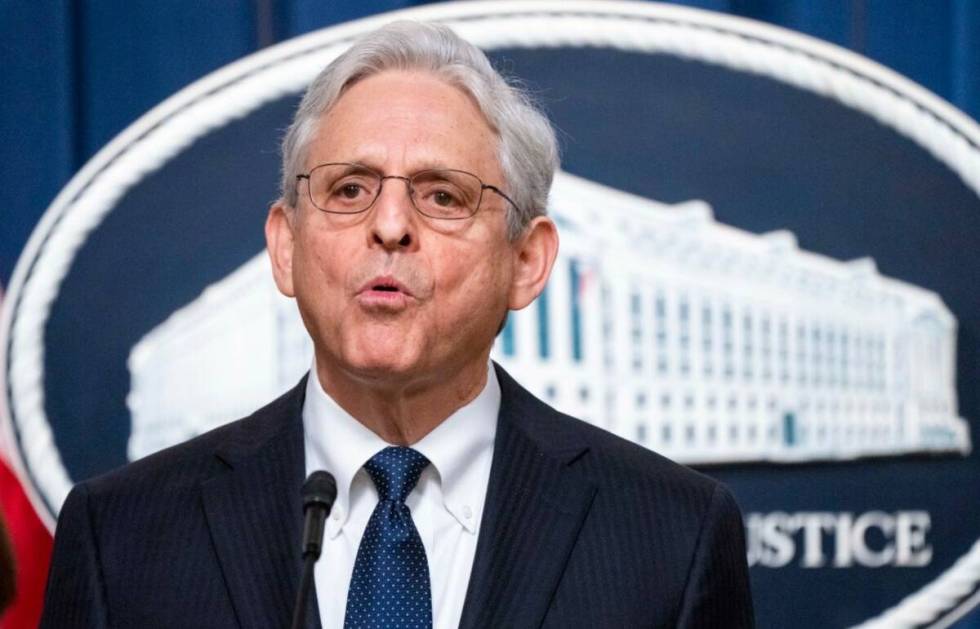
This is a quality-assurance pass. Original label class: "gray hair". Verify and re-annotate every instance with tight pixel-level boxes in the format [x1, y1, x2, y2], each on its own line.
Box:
[279, 20, 559, 239]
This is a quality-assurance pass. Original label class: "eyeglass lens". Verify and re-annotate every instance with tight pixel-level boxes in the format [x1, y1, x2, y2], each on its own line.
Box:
[308, 163, 483, 219]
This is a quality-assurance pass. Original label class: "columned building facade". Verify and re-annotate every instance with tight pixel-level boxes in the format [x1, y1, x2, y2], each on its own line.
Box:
[127, 172, 971, 464]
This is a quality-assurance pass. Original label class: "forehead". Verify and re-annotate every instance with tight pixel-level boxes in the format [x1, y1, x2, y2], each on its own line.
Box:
[310, 70, 502, 177]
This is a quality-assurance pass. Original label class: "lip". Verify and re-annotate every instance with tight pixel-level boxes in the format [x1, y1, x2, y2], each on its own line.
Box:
[355, 275, 415, 310]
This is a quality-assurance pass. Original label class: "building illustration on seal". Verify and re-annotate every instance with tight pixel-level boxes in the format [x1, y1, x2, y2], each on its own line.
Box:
[126, 171, 971, 464]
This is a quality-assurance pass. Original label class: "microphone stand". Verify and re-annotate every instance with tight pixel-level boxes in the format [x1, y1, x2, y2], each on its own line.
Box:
[291, 555, 318, 629]
[290, 471, 337, 629]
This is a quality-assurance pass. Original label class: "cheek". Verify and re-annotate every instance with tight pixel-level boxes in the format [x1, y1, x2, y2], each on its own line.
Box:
[433, 243, 512, 323]
[292, 231, 349, 305]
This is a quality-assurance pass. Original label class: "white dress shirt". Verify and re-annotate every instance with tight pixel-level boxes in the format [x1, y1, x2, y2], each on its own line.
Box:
[303, 362, 499, 629]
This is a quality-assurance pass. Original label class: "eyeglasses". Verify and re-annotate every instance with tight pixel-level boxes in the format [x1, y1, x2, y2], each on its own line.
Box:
[296, 162, 520, 220]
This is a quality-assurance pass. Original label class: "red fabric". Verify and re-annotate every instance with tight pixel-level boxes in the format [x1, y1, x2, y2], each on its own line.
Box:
[0, 457, 52, 628]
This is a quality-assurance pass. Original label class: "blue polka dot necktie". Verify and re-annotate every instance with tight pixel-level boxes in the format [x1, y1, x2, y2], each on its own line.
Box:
[344, 446, 432, 629]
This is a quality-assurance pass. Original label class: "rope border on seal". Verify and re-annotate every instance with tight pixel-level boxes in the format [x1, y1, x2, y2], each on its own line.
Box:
[0, 2, 977, 626]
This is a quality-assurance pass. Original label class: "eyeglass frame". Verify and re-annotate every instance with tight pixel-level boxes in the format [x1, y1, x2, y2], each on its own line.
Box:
[295, 162, 522, 220]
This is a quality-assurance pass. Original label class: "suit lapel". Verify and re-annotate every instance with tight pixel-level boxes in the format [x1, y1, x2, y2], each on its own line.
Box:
[201, 377, 322, 629]
[459, 367, 597, 629]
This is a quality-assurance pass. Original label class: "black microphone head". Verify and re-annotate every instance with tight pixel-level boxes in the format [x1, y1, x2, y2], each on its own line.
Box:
[302, 470, 337, 513]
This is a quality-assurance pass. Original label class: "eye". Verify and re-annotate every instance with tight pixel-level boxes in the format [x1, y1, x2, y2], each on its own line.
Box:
[409, 170, 481, 218]
[328, 176, 374, 202]
[431, 189, 460, 207]
[340, 183, 363, 199]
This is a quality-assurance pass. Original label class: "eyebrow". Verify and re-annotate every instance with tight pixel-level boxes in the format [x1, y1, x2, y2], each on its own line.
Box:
[336, 163, 378, 176]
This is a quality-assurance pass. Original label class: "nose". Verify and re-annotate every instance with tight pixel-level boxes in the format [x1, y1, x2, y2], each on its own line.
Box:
[368, 176, 416, 250]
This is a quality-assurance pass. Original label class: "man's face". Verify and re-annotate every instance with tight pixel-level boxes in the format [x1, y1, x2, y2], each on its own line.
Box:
[269, 70, 524, 388]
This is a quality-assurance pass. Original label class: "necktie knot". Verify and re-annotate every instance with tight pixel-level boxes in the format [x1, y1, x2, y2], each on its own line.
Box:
[364, 446, 430, 503]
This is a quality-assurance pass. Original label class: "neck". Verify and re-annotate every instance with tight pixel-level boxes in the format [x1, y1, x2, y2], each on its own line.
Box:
[313, 354, 491, 446]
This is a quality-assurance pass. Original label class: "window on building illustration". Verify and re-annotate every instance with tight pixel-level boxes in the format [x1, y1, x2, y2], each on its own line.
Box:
[779, 318, 790, 383]
[876, 337, 886, 391]
[702, 301, 714, 377]
[569, 260, 583, 363]
[866, 336, 875, 392]
[679, 297, 691, 376]
[761, 315, 772, 381]
[655, 292, 668, 374]
[655, 292, 667, 331]
[796, 323, 807, 385]
[661, 424, 671, 443]
[636, 391, 647, 408]
[578, 386, 590, 402]
[783, 412, 797, 446]
[853, 332, 864, 389]
[635, 423, 647, 444]
[723, 306, 734, 379]
[631, 291, 643, 372]
[868, 335, 877, 391]
[742, 312, 754, 381]
[602, 283, 613, 369]
[500, 315, 516, 357]
[827, 328, 837, 387]
[811, 327, 822, 386]
[841, 331, 850, 388]
[601, 284, 612, 340]
[537, 284, 551, 359]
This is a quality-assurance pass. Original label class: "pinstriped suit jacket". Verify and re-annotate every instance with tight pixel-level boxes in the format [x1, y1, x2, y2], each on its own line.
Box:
[41, 364, 754, 628]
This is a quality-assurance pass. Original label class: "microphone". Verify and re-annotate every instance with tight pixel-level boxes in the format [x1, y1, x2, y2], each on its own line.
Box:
[290, 471, 337, 629]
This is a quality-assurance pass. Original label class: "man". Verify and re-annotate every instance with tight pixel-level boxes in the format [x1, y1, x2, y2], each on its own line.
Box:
[41, 21, 753, 628]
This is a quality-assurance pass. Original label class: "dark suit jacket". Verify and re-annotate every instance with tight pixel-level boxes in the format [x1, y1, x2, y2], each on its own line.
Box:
[41, 365, 754, 628]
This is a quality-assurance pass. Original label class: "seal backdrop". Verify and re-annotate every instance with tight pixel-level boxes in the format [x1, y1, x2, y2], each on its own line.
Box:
[2, 2, 978, 627]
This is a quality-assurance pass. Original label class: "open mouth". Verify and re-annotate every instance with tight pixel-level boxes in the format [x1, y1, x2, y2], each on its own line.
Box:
[357, 276, 413, 307]
[362, 276, 410, 296]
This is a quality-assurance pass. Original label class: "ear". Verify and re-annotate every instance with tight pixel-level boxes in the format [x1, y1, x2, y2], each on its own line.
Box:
[265, 201, 297, 298]
[508, 216, 560, 310]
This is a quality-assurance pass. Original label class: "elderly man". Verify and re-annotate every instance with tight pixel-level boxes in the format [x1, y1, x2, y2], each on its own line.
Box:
[42, 21, 753, 629]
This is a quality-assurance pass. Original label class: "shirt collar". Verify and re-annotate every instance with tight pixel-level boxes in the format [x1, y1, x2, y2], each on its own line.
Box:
[303, 362, 499, 537]
[303, 367, 386, 539]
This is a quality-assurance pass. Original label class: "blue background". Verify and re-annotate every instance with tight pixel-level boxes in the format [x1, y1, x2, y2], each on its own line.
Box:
[4, 2, 980, 628]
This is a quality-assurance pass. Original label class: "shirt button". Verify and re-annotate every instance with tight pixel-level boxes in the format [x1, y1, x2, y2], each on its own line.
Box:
[463, 505, 473, 519]
[332, 508, 342, 521]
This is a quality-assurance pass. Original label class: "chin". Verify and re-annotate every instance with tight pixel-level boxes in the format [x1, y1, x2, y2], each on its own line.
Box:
[341, 341, 422, 380]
